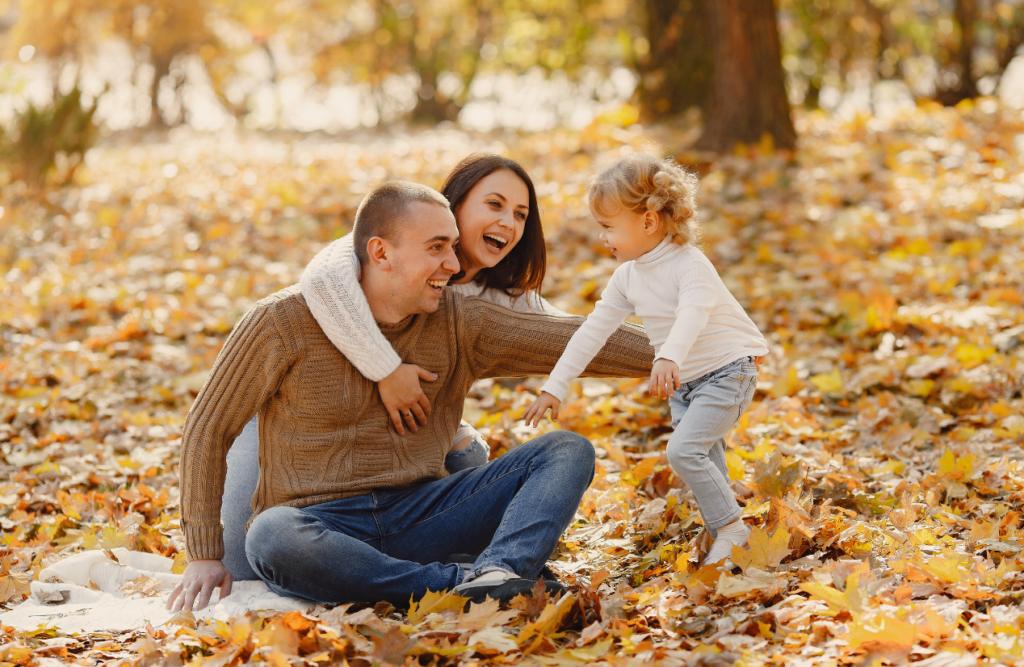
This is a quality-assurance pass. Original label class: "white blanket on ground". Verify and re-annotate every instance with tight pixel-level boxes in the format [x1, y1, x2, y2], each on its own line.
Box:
[0, 549, 315, 634]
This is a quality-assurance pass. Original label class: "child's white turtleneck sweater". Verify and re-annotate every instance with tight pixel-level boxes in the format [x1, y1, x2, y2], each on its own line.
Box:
[540, 238, 769, 401]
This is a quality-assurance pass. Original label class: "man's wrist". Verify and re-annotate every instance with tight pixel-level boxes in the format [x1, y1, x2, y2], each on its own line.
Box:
[183, 524, 226, 562]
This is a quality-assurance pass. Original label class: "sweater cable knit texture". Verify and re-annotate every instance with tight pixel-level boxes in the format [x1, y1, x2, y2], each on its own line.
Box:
[179, 286, 653, 562]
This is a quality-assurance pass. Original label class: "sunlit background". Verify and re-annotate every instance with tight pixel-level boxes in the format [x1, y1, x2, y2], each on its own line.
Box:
[1, 0, 1023, 140]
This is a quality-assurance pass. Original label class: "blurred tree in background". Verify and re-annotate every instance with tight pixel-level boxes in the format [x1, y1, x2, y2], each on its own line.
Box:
[779, 0, 1024, 107]
[0, 0, 1022, 156]
[8, 0, 217, 126]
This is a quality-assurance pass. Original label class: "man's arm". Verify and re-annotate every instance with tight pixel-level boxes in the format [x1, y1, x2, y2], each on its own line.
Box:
[169, 297, 293, 611]
[458, 297, 653, 382]
[538, 272, 635, 401]
[179, 298, 292, 562]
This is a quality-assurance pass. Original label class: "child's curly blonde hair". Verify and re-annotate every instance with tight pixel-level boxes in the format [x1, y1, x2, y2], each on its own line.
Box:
[589, 153, 701, 247]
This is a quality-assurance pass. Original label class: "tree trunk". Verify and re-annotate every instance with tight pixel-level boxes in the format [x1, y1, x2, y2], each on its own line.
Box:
[411, 67, 461, 123]
[936, 0, 979, 105]
[149, 55, 172, 128]
[636, 0, 711, 120]
[696, 0, 795, 152]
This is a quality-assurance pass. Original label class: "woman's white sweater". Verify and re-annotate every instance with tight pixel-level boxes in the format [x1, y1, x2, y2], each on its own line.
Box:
[300, 234, 567, 383]
[540, 238, 769, 401]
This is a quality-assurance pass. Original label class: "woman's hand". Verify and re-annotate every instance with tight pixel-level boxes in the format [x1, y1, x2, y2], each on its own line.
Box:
[379, 363, 437, 435]
[167, 559, 232, 612]
[650, 359, 680, 399]
[522, 392, 561, 427]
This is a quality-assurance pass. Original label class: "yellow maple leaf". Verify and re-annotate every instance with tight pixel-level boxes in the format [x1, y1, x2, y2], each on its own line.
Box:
[171, 551, 188, 575]
[457, 597, 519, 631]
[905, 378, 935, 397]
[994, 414, 1024, 439]
[800, 572, 865, 615]
[725, 450, 746, 480]
[809, 368, 843, 394]
[730, 525, 792, 573]
[769, 367, 804, 398]
[407, 589, 470, 625]
[953, 343, 994, 368]
[918, 555, 967, 584]
[848, 613, 918, 650]
[736, 440, 775, 461]
[946, 376, 976, 394]
[621, 456, 659, 486]
[0, 556, 31, 603]
[938, 448, 975, 480]
[517, 593, 575, 646]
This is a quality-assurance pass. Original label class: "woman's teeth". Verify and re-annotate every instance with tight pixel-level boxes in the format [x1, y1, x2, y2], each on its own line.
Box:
[483, 234, 507, 250]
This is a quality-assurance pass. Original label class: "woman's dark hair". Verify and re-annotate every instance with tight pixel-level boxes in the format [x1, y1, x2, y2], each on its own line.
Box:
[441, 154, 546, 296]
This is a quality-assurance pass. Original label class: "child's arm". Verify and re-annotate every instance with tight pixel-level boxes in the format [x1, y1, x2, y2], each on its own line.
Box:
[658, 264, 719, 371]
[522, 273, 633, 425]
[300, 234, 434, 435]
[522, 391, 561, 427]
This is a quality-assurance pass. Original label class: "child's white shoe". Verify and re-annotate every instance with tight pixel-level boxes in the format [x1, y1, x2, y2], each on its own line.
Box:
[704, 520, 750, 568]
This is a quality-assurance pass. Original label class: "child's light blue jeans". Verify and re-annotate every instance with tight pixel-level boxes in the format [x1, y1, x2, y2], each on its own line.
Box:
[667, 356, 758, 538]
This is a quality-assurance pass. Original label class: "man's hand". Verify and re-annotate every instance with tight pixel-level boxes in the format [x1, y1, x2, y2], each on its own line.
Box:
[379, 363, 437, 435]
[650, 359, 680, 399]
[521, 392, 561, 427]
[166, 559, 233, 612]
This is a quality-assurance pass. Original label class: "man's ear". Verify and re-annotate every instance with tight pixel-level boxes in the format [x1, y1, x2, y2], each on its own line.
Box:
[366, 237, 391, 270]
[644, 211, 661, 236]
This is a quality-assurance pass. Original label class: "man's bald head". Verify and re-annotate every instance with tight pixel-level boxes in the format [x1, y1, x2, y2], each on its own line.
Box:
[352, 182, 451, 265]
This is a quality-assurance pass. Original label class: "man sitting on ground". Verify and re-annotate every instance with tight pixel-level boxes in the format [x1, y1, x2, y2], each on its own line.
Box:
[168, 181, 653, 612]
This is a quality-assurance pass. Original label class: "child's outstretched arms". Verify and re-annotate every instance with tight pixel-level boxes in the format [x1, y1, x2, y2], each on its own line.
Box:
[522, 391, 561, 427]
[650, 358, 680, 399]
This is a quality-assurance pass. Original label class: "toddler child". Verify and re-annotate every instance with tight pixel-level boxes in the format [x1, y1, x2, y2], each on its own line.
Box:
[522, 153, 769, 566]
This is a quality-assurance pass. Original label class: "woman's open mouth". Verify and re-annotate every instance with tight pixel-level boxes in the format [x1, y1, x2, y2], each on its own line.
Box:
[427, 279, 447, 294]
[483, 233, 508, 251]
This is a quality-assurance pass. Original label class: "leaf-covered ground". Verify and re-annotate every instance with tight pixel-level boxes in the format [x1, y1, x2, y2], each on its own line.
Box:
[1, 99, 1024, 666]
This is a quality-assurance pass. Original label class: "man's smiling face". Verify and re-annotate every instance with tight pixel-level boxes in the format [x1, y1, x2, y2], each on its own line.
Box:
[387, 201, 461, 317]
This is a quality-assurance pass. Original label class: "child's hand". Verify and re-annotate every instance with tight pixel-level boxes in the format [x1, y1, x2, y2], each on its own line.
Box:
[650, 359, 680, 399]
[379, 363, 438, 435]
[521, 392, 561, 427]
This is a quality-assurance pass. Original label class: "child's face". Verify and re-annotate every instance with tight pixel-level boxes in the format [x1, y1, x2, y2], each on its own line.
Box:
[591, 197, 664, 261]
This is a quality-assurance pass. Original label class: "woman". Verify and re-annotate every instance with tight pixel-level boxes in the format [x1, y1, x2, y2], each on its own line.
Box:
[222, 154, 568, 581]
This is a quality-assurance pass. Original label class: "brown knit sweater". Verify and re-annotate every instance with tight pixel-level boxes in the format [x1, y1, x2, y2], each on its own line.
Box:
[180, 285, 654, 561]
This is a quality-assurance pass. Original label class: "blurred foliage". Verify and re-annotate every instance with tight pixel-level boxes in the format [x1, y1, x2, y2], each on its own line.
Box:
[0, 83, 98, 187]
[779, 0, 1024, 107]
[2, 0, 1023, 126]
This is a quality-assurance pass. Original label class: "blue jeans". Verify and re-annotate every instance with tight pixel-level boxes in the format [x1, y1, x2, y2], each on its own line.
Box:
[222, 416, 490, 582]
[244, 432, 595, 606]
[667, 357, 757, 538]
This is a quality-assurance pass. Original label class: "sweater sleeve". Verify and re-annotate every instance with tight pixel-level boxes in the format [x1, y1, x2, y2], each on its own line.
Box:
[476, 286, 572, 317]
[179, 300, 291, 562]
[538, 271, 634, 401]
[458, 290, 652, 384]
[657, 262, 719, 367]
[300, 234, 403, 381]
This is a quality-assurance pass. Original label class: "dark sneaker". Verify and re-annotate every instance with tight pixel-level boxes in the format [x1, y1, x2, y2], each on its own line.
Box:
[444, 553, 476, 577]
[457, 577, 565, 605]
[444, 554, 560, 584]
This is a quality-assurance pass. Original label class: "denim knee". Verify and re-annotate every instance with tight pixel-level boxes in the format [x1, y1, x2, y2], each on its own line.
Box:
[665, 432, 703, 473]
[532, 431, 596, 487]
[245, 506, 304, 575]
